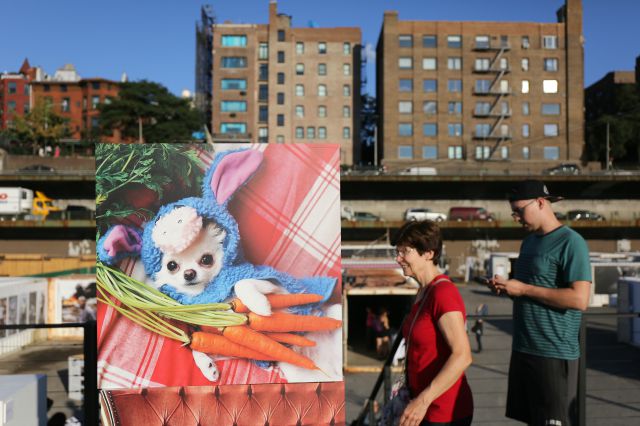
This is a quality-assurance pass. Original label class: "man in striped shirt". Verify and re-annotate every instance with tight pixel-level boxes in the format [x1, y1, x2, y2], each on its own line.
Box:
[490, 180, 591, 426]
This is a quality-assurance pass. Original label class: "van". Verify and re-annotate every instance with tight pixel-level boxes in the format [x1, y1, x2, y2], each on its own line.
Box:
[404, 208, 447, 222]
[448, 207, 495, 221]
[398, 167, 437, 176]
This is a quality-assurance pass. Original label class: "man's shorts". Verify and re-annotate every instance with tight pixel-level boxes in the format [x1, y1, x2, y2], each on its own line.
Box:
[506, 351, 578, 426]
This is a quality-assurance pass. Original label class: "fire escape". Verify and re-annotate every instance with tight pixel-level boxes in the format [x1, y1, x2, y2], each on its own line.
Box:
[472, 37, 512, 161]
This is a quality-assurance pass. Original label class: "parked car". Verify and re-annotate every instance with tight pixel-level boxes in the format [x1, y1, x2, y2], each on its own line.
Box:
[353, 211, 382, 222]
[398, 166, 437, 176]
[17, 164, 55, 173]
[341, 206, 355, 221]
[449, 207, 495, 221]
[566, 210, 604, 221]
[404, 208, 447, 222]
[543, 163, 581, 176]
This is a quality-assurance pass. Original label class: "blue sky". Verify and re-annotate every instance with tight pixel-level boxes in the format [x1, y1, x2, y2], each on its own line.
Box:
[2, 0, 638, 95]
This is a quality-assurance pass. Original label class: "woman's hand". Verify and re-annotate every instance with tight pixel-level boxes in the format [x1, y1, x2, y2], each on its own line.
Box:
[399, 395, 430, 426]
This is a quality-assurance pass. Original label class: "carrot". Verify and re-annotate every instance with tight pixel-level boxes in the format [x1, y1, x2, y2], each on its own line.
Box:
[199, 325, 222, 335]
[230, 293, 324, 313]
[190, 331, 274, 361]
[223, 325, 317, 370]
[247, 312, 342, 332]
[265, 332, 317, 347]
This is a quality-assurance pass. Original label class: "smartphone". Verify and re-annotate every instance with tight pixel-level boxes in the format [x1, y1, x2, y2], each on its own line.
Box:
[473, 276, 492, 285]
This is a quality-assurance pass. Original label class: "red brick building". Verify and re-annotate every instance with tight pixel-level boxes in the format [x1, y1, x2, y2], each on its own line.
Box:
[0, 59, 35, 130]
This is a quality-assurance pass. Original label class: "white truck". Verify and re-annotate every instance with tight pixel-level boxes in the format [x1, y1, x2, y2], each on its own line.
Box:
[404, 208, 447, 222]
[0, 187, 60, 220]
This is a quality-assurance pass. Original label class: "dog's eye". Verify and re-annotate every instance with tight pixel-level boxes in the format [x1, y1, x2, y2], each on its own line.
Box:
[200, 254, 213, 266]
[167, 261, 179, 272]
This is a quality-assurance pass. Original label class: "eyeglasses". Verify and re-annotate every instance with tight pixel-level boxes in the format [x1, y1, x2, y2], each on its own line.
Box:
[395, 247, 414, 258]
[511, 199, 537, 218]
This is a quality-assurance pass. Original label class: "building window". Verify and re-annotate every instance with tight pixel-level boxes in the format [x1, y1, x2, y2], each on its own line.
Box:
[295, 105, 304, 117]
[521, 58, 529, 71]
[423, 35, 437, 48]
[423, 101, 437, 115]
[221, 35, 247, 47]
[59, 84, 68, 92]
[7, 82, 17, 94]
[318, 84, 327, 97]
[522, 124, 531, 138]
[259, 42, 269, 59]
[343, 85, 350, 96]
[448, 79, 462, 92]
[501, 101, 510, 114]
[92, 81, 101, 90]
[423, 146, 437, 159]
[399, 35, 413, 48]
[475, 58, 490, 71]
[295, 84, 305, 96]
[259, 84, 268, 101]
[398, 123, 413, 136]
[61, 98, 70, 112]
[522, 36, 530, 49]
[447, 57, 462, 70]
[296, 42, 304, 55]
[499, 80, 509, 93]
[307, 127, 316, 139]
[277, 114, 285, 126]
[476, 124, 491, 137]
[500, 35, 509, 47]
[7, 101, 16, 112]
[423, 79, 437, 92]
[277, 51, 285, 63]
[542, 103, 561, 115]
[23, 103, 30, 114]
[499, 58, 508, 70]
[399, 79, 413, 91]
[277, 72, 285, 84]
[475, 146, 490, 160]
[448, 123, 463, 137]
[476, 79, 491, 94]
[544, 124, 559, 136]
[343, 106, 351, 118]
[343, 64, 351, 76]
[318, 106, 327, 117]
[395, 145, 411, 159]
[318, 127, 327, 139]
[259, 63, 269, 80]
[522, 102, 530, 115]
[449, 146, 463, 159]
[318, 42, 327, 54]
[543, 80, 558, 93]
[522, 147, 530, 159]
[447, 35, 461, 48]
[221, 101, 247, 112]
[43, 84, 50, 92]
[343, 42, 351, 55]
[475, 102, 490, 115]
[475, 35, 490, 49]
[92, 96, 100, 109]
[398, 101, 412, 114]
[544, 146, 560, 160]
[296, 63, 304, 75]
[259, 106, 268, 123]
[277, 93, 285, 105]
[295, 127, 304, 139]
[448, 101, 462, 115]
[501, 146, 509, 159]
[544, 58, 558, 71]
[423, 123, 437, 137]
[318, 63, 327, 76]
[221, 56, 247, 68]
[276, 135, 285, 143]
[521, 80, 529, 93]
[399, 57, 413, 69]
[221, 79, 247, 90]
[277, 30, 285, 42]
[343, 127, 351, 139]
[258, 127, 268, 143]
[91, 117, 100, 128]
[542, 35, 558, 49]
[422, 57, 437, 70]
[24, 85, 30, 95]
[220, 122, 247, 134]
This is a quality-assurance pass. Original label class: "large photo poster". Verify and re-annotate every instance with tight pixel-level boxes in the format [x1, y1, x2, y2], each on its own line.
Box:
[96, 143, 343, 389]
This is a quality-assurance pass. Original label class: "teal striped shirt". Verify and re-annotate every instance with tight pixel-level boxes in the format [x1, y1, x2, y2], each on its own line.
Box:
[513, 226, 592, 360]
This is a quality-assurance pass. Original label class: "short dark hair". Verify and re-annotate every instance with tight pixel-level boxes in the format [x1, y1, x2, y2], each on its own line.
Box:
[392, 220, 442, 265]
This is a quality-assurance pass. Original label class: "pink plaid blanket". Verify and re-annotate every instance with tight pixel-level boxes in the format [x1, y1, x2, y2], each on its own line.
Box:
[98, 144, 342, 389]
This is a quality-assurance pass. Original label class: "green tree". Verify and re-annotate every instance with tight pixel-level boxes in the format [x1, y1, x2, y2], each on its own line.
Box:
[13, 101, 70, 151]
[99, 80, 202, 143]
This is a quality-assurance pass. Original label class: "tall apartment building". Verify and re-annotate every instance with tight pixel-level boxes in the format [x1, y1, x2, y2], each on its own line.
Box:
[376, 0, 584, 172]
[200, 0, 362, 165]
[0, 60, 36, 130]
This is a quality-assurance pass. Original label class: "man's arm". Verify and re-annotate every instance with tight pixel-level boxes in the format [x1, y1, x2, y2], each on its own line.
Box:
[490, 276, 590, 311]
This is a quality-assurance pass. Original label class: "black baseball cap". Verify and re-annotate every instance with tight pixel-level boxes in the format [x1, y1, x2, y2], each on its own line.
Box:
[508, 180, 563, 203]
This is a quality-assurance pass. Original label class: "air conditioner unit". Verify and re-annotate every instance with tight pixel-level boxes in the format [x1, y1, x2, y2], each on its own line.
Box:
[230, 113, 237, 118]
[240, 91, 246, 96]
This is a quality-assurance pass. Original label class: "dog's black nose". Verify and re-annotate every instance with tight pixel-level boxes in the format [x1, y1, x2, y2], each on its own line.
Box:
[184, 269, 196, 282]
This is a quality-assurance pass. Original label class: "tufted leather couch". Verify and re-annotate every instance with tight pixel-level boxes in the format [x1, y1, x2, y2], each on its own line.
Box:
[100, 382, 345, 425]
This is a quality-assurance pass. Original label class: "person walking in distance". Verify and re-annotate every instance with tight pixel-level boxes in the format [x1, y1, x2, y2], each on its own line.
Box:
[488, 180, 591, 426]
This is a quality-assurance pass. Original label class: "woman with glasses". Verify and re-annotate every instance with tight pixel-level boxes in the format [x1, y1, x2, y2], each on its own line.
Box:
[394, 220, 473, 426]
